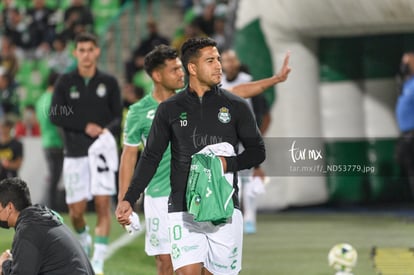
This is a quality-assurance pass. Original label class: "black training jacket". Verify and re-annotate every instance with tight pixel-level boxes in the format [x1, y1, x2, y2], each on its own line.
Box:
[2, 205, 94, 275]
[124, 85, 266, 212]
[50, 69, 122, 157]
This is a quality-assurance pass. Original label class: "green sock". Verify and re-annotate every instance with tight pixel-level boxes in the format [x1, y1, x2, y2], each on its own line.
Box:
[94, 236, 109, 245]
[75, 226, 87, 234]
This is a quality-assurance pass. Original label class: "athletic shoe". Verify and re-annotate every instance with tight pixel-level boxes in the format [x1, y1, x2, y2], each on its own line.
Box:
[244, 221, 256, 234]
[79, 232, 92, 258]
[91, 259, 104, 275]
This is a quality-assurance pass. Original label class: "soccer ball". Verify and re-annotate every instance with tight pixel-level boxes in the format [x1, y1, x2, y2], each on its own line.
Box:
[328, 243, 358, 274]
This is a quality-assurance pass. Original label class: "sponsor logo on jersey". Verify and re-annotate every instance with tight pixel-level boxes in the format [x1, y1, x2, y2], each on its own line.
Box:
[229, 247, 238, 258]
[206, 187, 212, 198]
[96, 83, 106, 97]
[182, 245, 199, 252]
[146, 109, 155, 120]
[218, 107, 231, 123]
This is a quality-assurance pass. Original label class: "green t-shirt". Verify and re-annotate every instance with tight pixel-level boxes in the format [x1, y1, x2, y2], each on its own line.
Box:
[35, 92, 63, 148]
[123, 94, 171, 197]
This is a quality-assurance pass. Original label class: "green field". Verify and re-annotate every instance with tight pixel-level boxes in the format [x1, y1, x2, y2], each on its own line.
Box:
[1, 210, 413, 274]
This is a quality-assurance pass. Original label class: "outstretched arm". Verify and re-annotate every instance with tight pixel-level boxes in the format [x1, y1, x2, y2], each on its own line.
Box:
[228, 51, 291, 98]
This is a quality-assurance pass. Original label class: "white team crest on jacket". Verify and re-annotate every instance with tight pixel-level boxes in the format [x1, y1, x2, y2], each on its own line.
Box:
[97, 84, 106, 97]
[70, 86, 80, 99]
[218, 107, 231, 123]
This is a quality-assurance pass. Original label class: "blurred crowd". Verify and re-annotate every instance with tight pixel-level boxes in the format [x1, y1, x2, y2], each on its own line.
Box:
[0, 0, 251, 208]
[123, 0, 233, 107]
[0, 0, 234, 131]
[0, 0, 97, 120]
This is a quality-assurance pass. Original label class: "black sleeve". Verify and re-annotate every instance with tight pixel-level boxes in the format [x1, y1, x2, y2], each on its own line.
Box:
[252, 94, 270, 116]
[3, 238, 42, 275]
[2, 259, 11, 275]
[225, 100, 266, 172]
[50, 75, 87, 131]
[123, 102, 171, 206]
[104, 77, 122, 135]
[252, 94, 270, 127]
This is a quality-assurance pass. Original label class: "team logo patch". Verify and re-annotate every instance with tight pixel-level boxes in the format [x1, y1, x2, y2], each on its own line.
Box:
[96, 83, 106, 97]
[70, 86, 80, 99]
[218, 107, 231, 123]
[150, 233, 160, 247]
[171, 244, 181, 259]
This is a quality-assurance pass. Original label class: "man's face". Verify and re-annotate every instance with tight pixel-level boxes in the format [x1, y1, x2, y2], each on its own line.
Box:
[73, 41, 100, 69]
[158, 58, 185, 90]
[221, 50, 240, 78]
[192, 46, 222, 86]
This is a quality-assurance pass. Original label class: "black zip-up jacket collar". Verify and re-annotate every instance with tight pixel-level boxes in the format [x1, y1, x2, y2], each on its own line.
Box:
[185, 85, 219, 102]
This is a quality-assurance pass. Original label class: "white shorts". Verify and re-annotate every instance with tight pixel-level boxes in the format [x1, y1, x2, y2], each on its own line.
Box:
[63, 156, 116, 204]
[144, 195, 170, 256]
[168, 209, 243, 275]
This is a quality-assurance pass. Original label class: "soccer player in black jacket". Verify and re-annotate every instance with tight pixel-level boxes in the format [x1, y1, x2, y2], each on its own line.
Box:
[117, 37, 265, 275]
[50, 32, 122, 275]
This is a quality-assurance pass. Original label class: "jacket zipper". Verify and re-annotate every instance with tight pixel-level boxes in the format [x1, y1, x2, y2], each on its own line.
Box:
[199, 96, 203, 120]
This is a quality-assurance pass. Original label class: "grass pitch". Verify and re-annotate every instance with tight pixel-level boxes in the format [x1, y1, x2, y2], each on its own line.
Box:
[1, 209, 413, 274]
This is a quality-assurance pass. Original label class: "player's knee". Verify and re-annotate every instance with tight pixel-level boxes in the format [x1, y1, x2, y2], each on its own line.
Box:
[69, 207, 85, 221]
[94, 197, 111, 214]
[156, 254, 173, 274]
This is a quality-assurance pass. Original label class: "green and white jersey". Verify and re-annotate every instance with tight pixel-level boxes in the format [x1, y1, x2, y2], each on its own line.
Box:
[123, 94, 171, 197]
[186, 153, 234, 224]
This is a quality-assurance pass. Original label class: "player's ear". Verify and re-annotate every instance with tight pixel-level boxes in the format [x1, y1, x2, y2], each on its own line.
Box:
[152, 70, 162, 82]
[6, 202, 13, 212]
[188, 63, 197, 76]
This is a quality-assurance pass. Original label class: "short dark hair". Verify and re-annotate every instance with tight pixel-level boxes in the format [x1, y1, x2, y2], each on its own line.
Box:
[53, 33, 67, 45]
[144, 45, 179, 76]
[181, 37, 217, 74]
[0, 178, 32, 211]
[74, 32, 98, 47]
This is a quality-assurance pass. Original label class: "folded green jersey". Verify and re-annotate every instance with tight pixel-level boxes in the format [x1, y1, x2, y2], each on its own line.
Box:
[186, 153, 235, 225]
